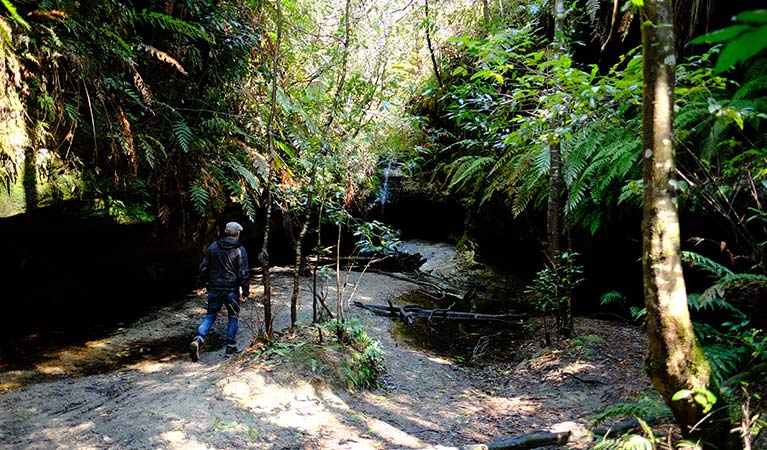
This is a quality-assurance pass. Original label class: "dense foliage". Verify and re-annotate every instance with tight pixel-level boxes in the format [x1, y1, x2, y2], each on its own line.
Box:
[2, 0, 766, 445]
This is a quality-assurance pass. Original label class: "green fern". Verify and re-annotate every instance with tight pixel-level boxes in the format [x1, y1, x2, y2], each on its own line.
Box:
[172, 120, 193, 153]
[697, 273, 767, 310]
[137, 134, 166, 169]
[446, 155, 495, 192]
[227, 156, 261, 191]
[242, 191, 258, 222]
[681, 251, 734, 279]
[592, 434, 655, 450]
[592, 397, 671, 425]
[599, 290, 626, 305]
[701, 341, 747, 385]
[563, 121, 641, 231]
[1, 0, 30, 30]
[211, 164, 242, 198]
[189, 182, 209, 215]
[139, 10, 213, 44]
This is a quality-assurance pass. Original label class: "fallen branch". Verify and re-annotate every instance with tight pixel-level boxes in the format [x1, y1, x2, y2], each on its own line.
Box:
[353, 301, 526, 323]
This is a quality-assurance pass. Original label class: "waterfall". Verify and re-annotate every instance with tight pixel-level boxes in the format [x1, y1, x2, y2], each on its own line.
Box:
[377, 159, 393, 215]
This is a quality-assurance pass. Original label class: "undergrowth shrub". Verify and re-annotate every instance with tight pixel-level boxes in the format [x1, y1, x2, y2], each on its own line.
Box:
[245, 321, 386, 391]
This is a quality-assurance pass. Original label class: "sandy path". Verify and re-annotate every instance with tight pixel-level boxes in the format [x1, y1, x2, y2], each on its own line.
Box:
[0, 242, 655, 450]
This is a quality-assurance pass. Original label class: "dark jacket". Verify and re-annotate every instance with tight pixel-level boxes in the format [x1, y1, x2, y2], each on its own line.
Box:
[196, 237, 250, 296]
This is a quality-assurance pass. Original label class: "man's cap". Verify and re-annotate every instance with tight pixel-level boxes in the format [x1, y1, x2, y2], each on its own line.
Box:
[225, 222, 243, 234]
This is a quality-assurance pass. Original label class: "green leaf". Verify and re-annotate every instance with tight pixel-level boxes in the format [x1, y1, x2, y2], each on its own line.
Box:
[690, 25, 750, 45]
[470, 69, 504, 85]
[630, 0, 643, 6]
[736, 9, 767, 25]
[714, 25, 767, 73]
[451, 66, 468, 77]
[1, 0, 30, 30]
[671, 389, 693, 401]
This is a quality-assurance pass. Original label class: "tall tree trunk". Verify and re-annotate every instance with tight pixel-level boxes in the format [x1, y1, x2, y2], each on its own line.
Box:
[641, 1, 735, 446]
[260, 0, 283, 339]
[546, 0, 572, 337]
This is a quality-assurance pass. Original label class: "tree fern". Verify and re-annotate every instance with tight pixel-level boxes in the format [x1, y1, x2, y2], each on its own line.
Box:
[445, 155, 495, 192]
[482, 148, 528, 203]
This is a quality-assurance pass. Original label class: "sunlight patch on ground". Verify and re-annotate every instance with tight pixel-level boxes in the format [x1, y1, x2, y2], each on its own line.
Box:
[361, 415, 429, 448]
[161, 430, 213, 450]
[84, 338, 111, 349]
[562, 361, 596, 375]
[132, 361, 170, 373]
[427, 355, 454, 365]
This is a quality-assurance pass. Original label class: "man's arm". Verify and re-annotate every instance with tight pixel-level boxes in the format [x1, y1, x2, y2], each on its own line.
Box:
[196, 248, 210, 289]
[239, 246, 250, 299]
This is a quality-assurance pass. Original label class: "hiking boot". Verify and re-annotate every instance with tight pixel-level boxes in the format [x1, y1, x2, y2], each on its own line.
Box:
[224, 345, 238, 356]
[189, 337, 203, 362]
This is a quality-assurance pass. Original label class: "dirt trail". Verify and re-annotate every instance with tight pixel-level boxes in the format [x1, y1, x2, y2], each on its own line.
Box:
[0, 241, 656, 450]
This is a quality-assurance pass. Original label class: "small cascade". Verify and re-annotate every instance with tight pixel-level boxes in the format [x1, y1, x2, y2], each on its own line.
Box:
[377, 159, 394, 215]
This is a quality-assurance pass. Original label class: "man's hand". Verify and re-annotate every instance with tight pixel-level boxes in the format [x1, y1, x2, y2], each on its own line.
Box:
[194, 288, 207, 297]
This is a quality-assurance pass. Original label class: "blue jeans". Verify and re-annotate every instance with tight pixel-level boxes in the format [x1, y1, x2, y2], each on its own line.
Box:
[195, 289, 240, 346]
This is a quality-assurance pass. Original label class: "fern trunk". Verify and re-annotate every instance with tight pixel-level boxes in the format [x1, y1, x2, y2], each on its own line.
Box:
[641, 1, 735, 446]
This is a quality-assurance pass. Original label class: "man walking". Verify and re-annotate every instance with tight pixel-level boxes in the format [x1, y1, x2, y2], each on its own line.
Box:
[189, 221, 250, 361]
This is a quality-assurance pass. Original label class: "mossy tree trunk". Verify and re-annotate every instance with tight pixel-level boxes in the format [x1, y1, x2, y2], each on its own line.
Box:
[641, 1, 736, 446]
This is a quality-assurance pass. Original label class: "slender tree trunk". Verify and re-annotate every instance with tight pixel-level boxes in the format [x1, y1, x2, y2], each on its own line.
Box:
[424, 0, 443, 89]
[335, 222, 345, 322]
[547, 0, 572, 337]
[482, 0, 490, 31]
[260, 0, 283, 339]
[290, 0, 352, 325]
[291, 174, 315, 327]
[641, 1, 735, 446]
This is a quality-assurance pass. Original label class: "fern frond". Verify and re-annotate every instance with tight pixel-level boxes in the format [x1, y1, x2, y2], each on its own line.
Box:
[242, 190, 258, 222]
[211, 164, 242, 197]
[139, 11, 213, 43]
[1, 0, 30, 30]
[701, 342, 747, 385]
[618, 179, 643, 206]
[446, 155, 495, 192]
[137, 134, 166, 169]
[585, 0, 600, 24]
[681, 251, 734, 278]
[189, 182, 209, 215]
[599, 290, 626, 305]
[592, 396, 671, 425]
[697, 273, 767, 310]
[172, 120, 193, 153]
[228, 156, 261, 191]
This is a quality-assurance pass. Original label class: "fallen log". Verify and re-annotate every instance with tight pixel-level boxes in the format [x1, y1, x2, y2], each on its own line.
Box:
[353, 301, 527, 323]
[452, 417, 663, 450]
